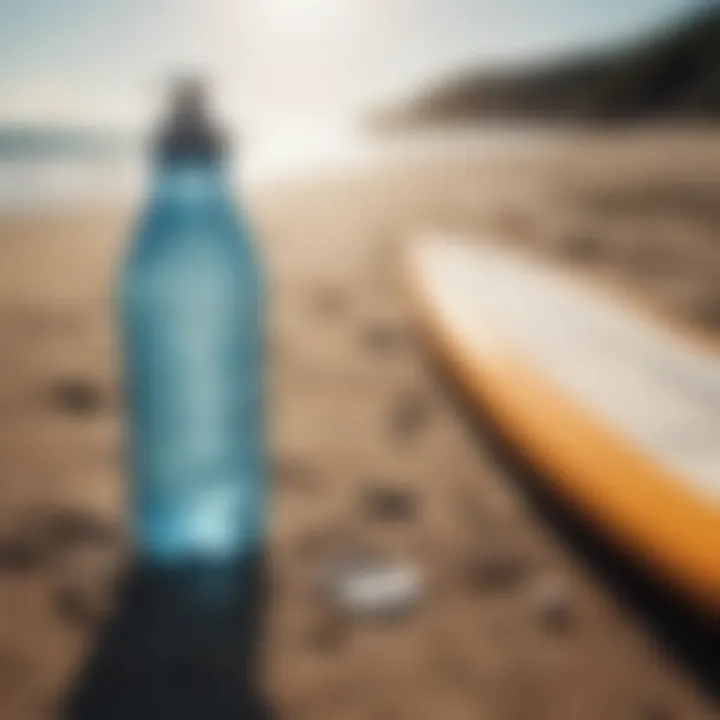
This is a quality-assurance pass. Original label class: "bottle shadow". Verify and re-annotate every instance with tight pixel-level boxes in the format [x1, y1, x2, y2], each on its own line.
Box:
[424, 350, 720, 700]
[64, 552, 272, 720]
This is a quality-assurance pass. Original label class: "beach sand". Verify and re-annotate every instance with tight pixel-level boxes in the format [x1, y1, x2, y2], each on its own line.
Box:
[0, 130, 717, 718]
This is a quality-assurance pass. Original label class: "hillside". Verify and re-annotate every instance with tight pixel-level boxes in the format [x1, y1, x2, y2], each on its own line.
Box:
[377, 5, 720, 127]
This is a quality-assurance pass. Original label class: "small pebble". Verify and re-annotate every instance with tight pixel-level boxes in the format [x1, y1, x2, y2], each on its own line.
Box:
[465, 552, 530, 593]
[364, 485, 417, 522]
[51, 544, 119, 626]
[312, 287, 347, 318]
[305, 614, 347, 654]
[52, 584, 106, 627]
[0, 533, 46, 573]
[528, 578, 574, 633]
[390, 392, 430, 440]
[560, 231, 602, 263]
[274, 456, 319, 493]
[47, 378, 103, 415]
[295, 528, 343, 560]
[494, 208, 531, 238]
[30, 509, 120, 551]
[0, 509, 116, 576]
[360, 322, 405, 354]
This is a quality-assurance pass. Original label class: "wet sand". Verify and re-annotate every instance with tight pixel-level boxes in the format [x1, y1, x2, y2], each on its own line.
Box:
[0, 131, 717, 718]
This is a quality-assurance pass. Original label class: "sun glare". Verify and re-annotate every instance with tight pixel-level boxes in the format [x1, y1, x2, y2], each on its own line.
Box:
[259, 0, 349, 27]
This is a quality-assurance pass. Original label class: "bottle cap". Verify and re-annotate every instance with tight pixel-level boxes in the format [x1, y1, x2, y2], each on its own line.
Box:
[156, 78, 226, 162]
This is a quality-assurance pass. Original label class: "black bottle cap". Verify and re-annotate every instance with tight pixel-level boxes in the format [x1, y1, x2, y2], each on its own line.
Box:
[156, 79, 226, 162]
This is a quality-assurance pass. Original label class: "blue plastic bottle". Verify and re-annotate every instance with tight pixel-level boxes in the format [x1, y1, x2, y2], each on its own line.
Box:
[120, 83, 265, 564]
[66, 83, 269, 720]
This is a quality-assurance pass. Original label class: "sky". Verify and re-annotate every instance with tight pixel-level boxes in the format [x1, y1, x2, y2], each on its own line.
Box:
[0, 0, 710, 130]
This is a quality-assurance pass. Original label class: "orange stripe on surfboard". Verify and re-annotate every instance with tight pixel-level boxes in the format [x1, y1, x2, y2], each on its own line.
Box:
[409, 238, 720, 618]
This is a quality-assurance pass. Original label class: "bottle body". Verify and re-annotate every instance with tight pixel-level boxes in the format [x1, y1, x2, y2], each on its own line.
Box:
[120, 161, 265, 563]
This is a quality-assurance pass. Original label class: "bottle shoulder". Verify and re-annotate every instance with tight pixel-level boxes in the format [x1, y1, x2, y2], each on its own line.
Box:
[129, 200, 255, 260]
[122, 210, 260, 304]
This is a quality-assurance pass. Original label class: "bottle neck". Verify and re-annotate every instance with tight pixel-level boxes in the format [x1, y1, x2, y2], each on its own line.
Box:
[152, 158, 231, 206]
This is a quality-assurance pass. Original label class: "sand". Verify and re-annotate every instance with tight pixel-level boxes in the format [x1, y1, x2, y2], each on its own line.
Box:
[0, 130, 717, 719]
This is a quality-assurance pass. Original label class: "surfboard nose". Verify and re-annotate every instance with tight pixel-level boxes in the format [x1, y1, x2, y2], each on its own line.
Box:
[410, 235, 720, 618]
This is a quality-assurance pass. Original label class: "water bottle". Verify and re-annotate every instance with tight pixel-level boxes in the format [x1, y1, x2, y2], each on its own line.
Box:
[66, 82, 269, 720]
[120, 81, 266, 564]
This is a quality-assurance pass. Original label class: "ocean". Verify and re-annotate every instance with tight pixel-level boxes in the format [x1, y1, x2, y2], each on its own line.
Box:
[0, 123, 565, 211]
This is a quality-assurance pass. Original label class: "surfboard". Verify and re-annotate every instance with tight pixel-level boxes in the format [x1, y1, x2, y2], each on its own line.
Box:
[409, 235, 720, 617]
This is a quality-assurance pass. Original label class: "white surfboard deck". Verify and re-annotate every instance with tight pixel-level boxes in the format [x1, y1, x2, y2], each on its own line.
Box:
[414, 237, 720, 502]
